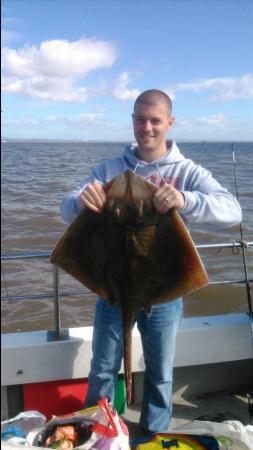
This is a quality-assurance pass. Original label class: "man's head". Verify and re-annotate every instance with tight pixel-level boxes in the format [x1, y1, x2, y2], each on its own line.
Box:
[133, 89, 172, 116]
[132, 89, 174, 162]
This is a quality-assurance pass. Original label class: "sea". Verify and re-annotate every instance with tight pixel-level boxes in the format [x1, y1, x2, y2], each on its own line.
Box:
[1, 141, 253, 333]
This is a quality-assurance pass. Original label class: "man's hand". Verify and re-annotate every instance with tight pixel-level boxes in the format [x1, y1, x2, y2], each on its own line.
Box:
[153, 183, 185, 213]
[80, 181, 106, 213]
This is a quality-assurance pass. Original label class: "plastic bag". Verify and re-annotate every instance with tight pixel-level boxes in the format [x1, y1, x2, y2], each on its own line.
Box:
[173, 420, 253, 450]
[130, 420, 253, 450]
[88, 398, 130, 449]
[1, 410, 46, 445]
[27, 398, 130, 449]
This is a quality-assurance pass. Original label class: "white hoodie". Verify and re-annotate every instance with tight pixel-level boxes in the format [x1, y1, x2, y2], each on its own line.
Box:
[60, 141, 242, 227]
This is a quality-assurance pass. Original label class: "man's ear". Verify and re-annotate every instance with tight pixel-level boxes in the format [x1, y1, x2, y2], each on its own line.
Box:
[168, 116, 175, 128]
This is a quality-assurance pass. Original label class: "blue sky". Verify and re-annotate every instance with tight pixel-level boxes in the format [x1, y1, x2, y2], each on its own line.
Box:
[2, 0, 253, 141]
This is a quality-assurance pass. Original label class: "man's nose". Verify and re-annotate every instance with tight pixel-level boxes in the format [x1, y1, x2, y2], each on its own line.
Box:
[143, 120, 152, 131]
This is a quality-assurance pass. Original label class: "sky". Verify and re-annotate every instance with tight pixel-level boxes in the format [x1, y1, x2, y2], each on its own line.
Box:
[1, 0, 253, 141]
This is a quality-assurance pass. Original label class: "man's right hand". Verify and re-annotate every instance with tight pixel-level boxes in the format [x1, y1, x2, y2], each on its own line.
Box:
[80, 181, 106, 213]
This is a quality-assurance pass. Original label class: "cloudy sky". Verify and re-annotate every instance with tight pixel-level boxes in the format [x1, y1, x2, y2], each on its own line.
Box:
[2, 0, 253, 141]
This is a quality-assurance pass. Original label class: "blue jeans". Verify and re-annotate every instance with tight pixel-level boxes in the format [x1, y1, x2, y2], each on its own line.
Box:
[85, 297, 183, 432]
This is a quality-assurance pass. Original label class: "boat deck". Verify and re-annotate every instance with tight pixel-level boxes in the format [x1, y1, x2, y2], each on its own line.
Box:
[1, 365, 252, 448]
[122, 390, 251, 440]
[1, 390, 251, 449]
[121, 359, 253, 439]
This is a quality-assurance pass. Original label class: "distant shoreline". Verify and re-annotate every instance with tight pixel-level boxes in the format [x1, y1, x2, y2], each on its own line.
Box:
[2, 138, 253, 144]
[1, 138, 132, 144]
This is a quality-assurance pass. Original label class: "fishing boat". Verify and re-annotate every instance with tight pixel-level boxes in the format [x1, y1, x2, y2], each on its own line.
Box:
[1, 240, 253, 447]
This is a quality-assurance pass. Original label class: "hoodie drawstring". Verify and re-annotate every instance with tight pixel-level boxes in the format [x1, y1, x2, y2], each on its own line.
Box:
[133, 161, 140, 174]
[155, 163, 167, 187]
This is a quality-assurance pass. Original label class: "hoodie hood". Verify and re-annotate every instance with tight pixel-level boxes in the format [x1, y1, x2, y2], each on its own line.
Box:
[122, 140, 185, 169]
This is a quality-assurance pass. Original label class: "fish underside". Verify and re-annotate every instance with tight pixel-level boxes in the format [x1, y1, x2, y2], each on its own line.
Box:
[50, 170, 208, 405]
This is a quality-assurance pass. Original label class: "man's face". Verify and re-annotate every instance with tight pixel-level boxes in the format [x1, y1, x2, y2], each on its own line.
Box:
[132, 100, 174, 161]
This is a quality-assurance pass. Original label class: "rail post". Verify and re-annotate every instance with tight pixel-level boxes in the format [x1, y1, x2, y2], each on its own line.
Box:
[47, 264, 69, 341]
[53, 264, 61, 338]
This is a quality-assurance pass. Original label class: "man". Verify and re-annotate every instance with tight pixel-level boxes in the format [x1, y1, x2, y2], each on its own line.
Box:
[60, 90, 242, 432]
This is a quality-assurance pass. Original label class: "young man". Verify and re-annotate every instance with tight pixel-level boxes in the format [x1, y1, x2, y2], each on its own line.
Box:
[60, 90, 242, 432]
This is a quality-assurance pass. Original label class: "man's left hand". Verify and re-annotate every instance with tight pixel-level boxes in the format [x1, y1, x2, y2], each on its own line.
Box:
[152, 183, 185, 213]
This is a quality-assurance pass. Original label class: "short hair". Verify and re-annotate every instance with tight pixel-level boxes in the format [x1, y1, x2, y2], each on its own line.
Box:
[134, 89, 172, 115]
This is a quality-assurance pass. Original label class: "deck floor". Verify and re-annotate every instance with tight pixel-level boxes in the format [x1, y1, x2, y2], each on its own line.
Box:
[122, 390, 251, 440]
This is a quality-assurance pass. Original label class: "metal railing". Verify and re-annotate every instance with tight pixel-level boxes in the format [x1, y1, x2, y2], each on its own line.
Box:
[1, 240, 253, 340]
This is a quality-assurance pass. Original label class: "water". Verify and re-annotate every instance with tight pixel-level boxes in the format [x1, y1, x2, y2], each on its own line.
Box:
[1, 141, 253, 333]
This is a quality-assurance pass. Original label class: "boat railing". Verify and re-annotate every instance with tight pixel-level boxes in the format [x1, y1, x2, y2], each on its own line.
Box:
[1, 240, 253, 340]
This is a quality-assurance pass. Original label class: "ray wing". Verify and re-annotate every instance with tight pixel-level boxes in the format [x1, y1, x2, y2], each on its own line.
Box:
[51, 170, 208, 304]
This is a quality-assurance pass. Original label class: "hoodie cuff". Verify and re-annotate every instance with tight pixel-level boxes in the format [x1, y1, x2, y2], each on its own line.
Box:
[74, 195, 84, 215]
[180, 191, 197, 215]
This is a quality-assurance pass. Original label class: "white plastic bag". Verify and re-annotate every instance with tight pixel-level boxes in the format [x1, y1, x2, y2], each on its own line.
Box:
[26, 398, 130, 449]
[85, 398, 130, 449]
[173, 419, 253, 450]
[1, 410, 46, 439]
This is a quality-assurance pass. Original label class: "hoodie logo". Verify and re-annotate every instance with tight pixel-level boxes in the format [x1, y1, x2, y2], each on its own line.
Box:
[147, 174, 178, 188]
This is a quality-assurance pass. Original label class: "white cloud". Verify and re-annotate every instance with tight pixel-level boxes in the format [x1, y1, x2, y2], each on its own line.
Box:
[113, 72, 140, 101]
[2, 39, 117, 78]
[169, 73, 253, 102]
[196, 112, 229, 127]
[174, 112, 229, 132]
[2, 38, 118, 102]
[65, 113, 104, 126]
[2, 75, 108, 102]
[2, 112, 111, 130]
[172, 112, 253, 140]
[16, 113, 102, 126]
